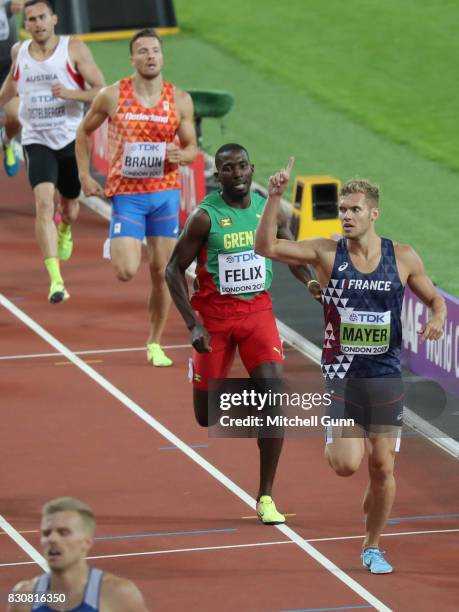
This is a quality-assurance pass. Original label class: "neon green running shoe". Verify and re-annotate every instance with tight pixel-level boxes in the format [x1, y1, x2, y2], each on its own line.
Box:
[57, 224, 73, 262]
[256, 496, 285, 525]
[146, 343, 173, 367]
[48, 281, 70, 304]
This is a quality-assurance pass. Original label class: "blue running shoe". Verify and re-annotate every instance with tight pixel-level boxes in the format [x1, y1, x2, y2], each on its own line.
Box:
[2, 130, 19, 177]
[361, 548, 393, 574]
[3, 142, 20, 176]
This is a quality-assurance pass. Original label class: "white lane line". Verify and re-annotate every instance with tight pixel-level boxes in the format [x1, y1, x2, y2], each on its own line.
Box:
[0, 294, 392, 612]
[379, 527, 459, 538]
[1, 527, 457, 569]
[0, 515, 47, 570]
[0, 541, 291, 568]
[0, 344, 191, 362]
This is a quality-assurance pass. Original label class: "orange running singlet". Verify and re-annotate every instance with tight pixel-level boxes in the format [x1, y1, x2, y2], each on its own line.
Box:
[105, 78, 180, 197]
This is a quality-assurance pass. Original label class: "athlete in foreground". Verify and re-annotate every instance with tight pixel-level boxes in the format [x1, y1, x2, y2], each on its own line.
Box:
[7, 497, 148, 611]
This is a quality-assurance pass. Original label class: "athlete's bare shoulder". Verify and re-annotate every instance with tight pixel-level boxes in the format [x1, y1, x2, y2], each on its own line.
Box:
[94, 82, 120, 114]
[102, 82, 121, 101]
[172, 84, 191, 102]
[100, 572, 148, 612]
[6, 577, 37, 612]
[394, 241, 414, 254]
[394, 242, 421, 266]
[393, 242, 424, 282]
[172, 85, 194, 117]
[11, 41, 22, 61]
[318, 236, 340, 249]
[68, 36, 88, 54]
[311, 237, 339, 257]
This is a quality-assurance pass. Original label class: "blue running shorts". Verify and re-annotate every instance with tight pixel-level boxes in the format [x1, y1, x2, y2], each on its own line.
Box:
[109, 189, 180, 240]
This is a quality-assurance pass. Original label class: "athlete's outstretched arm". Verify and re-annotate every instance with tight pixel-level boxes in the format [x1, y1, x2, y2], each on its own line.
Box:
[165, 209, 212, 353]
[400, 244, 446, 341]
[75, 86, 116, 197]
[167, 88, 198, 165]
[51, 39, 105, 103]
[255, 158, 321, 266]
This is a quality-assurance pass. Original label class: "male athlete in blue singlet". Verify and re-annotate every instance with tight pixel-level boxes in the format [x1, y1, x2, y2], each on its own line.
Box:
[255, 160, 446, 574]
[7, 497, 147, 612]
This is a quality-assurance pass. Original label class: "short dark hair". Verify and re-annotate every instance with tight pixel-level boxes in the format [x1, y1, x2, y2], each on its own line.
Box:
[129, 28, 162, 54]
[24, 0, 54, 15]
[215, 143, 250, 168]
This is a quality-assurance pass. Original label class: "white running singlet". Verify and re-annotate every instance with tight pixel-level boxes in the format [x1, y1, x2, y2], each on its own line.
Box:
[15, 36, 85, 149]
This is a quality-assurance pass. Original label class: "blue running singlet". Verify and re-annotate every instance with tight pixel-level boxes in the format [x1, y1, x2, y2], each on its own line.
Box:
[31, 567, 103, 612]
[321, 238, 405, 379]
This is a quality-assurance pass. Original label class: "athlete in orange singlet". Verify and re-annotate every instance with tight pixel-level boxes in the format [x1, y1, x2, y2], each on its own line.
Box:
[76, 29, 198, 366]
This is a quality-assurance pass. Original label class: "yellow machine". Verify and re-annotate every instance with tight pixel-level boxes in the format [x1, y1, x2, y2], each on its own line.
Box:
[289, 175, 342, 240]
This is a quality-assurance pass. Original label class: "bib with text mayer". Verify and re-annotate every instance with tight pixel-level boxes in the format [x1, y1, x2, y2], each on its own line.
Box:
[340, 309, 391, 355]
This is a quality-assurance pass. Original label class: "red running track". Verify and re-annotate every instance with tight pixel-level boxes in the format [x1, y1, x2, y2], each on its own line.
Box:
[1, 167, 459, 611]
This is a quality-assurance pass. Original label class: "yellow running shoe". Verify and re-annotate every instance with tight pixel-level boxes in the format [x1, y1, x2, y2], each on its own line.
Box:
[48, 281, 70, 304]
[256, 496, 285, 525]
[57, 224, 73, 262]
[146, 343, 173, 367]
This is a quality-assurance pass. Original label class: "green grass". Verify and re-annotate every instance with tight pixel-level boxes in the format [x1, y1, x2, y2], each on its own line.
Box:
[174, 0, 459, 173]
[86, 6, 459, 295]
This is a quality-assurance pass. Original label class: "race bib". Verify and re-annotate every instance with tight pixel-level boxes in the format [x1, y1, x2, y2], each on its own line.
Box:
[0, 7, 9, 41]
[121, 141, 166, 178]
[218, 250, 266, 295]
[25, 91, 66, 130]
[340, 310, 391, 355]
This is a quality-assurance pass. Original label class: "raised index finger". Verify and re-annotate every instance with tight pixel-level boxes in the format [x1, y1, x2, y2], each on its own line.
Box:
[286, 157, 295, 175]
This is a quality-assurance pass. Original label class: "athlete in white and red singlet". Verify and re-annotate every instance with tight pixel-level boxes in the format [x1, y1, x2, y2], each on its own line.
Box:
[0, 0, 104, 303]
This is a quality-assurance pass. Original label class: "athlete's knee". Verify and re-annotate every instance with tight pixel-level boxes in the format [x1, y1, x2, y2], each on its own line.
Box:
[35, 197, 54, 221]
[368, 457, 395, 483]
[333, 463, 358, 477]
[114, 269, 135, 282]
[112, 261, 137, 282]
[325, 446, 360, 477]
[150, 261, 167, 285]
[62, 201, 79, 224]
